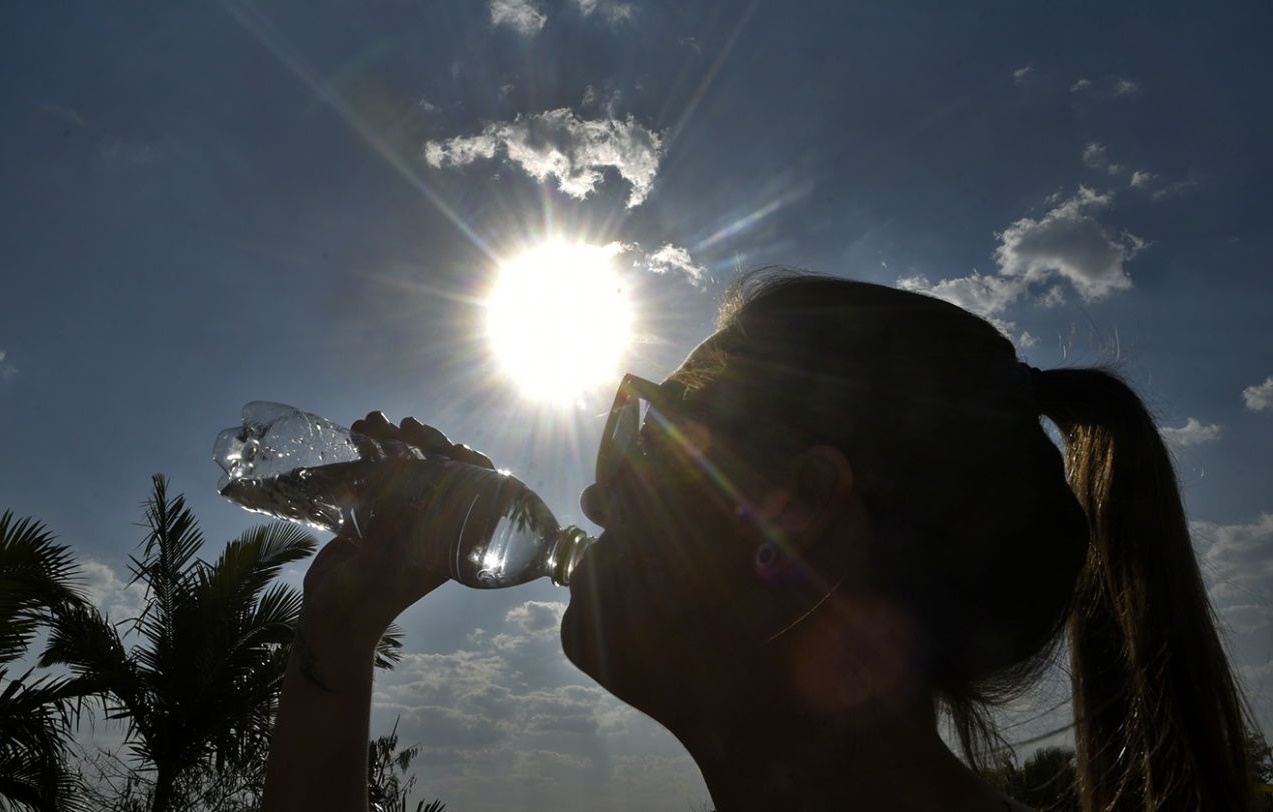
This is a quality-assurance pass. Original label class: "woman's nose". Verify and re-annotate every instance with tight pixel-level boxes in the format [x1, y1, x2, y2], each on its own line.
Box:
[580, 483, 607, 526]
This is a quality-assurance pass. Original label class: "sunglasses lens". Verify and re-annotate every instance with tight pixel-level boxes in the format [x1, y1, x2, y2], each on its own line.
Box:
[612, 396, 640, 456]
[599, 380, 656, 484]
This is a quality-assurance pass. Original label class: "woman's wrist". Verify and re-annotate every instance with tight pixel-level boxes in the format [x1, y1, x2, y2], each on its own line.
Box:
[290, 607, 383, 694]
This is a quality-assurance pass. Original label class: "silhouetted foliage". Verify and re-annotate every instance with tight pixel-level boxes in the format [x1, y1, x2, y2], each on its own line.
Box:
[1251, 731, 1273, 811]
[0, 510, 91, 812]
[368, 716, 447, 812]
[40, 476, 317, 812]
[985, 746, 1079, 812]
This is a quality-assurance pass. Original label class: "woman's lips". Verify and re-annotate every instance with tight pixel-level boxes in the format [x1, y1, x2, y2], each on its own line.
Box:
[567, 531, 606, 586]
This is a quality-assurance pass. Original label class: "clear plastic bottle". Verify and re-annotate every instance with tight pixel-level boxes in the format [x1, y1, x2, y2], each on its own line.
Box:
[213, 402, 592, 588]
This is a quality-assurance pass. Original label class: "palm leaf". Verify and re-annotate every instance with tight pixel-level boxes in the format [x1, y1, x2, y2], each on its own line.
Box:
[0, 510, 87, 664]
[128, 475, 205, 651]
[376, 624, 405, 670]
[38, 601, 150, 747]
[0, 667, 90, 812]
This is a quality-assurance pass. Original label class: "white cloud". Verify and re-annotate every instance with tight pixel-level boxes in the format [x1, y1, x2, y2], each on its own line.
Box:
[1130, 170, 1156, 189]
[493, 600, 566, 649]
[490, 0, 546, 35]
[1082, 142, 1109, 169]
[1192, 515, 1273, 738]
[424, 109, 664, 207]
[81, 559, 147, 623]
[571, 0, 635, 24]
[1243, 376, 1273, 412]
[899, 188, 1144, 345]
[604, 241, 704, 287]
[0, 349, 15, 384]
[581, 84, 622, 117]
[995, 186, 1145, 301]
[1158, 417, 1222, 447]
[1220, 603, 1273, 636]
[1126, 169, 1198, 201]
[1081, 142, 1124, 176]
[422, 133, 497, 168]
[646, 244, 706, 285]
[1150, 177, 1200, 201]
[1013, 66, 1033, 84]
[896, 272, 1031, 347]
[898, 271, 1023, 317]
[1194, 514, 1273, 604]
[1069, 75, 1140, 99]
[369, 600, 706, 811]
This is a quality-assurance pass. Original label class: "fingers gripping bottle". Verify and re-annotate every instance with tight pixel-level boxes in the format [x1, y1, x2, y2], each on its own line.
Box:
[213, 402, 592, 588]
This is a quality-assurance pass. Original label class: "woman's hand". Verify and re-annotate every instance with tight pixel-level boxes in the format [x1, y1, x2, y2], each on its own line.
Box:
[299, 413, 495, 646]
[353, 411, 495, 469]
[266, 413, 497, 812]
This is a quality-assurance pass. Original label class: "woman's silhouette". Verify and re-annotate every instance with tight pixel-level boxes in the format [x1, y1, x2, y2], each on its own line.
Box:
[263, 271, 1257, 811]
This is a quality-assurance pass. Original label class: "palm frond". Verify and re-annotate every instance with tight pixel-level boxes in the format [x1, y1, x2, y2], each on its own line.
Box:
[376, 624, 405, 670]
[195, 523, 314, 632]
[0, 510, 87, 664]
[0, 667, 90, 812]
[128, 475, 205, 646]
[38, 601, 146, 739]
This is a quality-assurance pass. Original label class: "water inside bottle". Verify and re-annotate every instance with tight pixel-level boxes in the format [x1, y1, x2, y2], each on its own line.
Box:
[218, 461, 368, 532]
[219, 460, 593, 588]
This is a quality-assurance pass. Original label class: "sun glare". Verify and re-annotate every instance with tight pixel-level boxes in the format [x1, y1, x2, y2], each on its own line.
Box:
[485, 241, 633, 402]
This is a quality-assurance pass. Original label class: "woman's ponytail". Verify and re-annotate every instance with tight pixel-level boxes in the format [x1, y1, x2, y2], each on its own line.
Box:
[1035, 367, 1255, 811]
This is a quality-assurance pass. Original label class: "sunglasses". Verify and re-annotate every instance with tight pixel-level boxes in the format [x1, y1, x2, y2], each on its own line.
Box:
[596, 374, 708, 489]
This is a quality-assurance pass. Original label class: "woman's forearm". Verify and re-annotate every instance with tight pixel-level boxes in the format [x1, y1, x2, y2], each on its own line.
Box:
[262, 625, 379, 812]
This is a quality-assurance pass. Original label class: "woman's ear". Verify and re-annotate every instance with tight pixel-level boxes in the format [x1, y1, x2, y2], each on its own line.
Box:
[753, 445, 855, 548]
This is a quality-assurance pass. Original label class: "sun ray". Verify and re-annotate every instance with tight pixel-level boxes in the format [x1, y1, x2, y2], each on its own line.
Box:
[220, 0, 492, 259]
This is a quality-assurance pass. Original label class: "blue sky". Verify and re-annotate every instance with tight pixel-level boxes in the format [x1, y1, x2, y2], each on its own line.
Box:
[3, 1, 1272, 808]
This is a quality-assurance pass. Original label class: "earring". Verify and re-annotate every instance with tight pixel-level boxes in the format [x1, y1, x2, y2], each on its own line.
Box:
[754, 542, 781, 577]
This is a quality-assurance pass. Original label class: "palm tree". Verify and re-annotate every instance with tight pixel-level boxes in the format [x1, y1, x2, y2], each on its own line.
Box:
[0, 509, 89, 812]
[988, 746, 1079, 812]
[39, 475, 320, 812]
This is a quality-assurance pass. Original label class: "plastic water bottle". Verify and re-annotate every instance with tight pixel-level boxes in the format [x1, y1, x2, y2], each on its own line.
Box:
[213, 402, 593, 588]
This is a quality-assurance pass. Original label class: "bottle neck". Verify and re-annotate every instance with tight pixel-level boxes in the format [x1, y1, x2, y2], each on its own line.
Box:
[549, 526, 595, 586]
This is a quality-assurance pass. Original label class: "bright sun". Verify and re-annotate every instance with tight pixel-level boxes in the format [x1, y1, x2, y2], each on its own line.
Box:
[485, 241, 633, 402]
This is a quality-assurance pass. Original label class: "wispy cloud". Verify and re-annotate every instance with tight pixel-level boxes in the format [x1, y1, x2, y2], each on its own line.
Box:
[492, 600, 565, 650]
[1220, 603, 1273, 636]
[1194, 514, 1273, 604]
[571, 0, 635, 25]
[1243, 376, 1273, 412]
[1081, 141, 1123, 175]
[1114, 78, 1139, 95]
[646, 244, 706, 285]
[1081, 142, 1108, 169]
[1012, 65, 1033, 85]
[0, 350, 15, 384]
[1125, 167, 1199, 201]
[1159, 417, 1222, 448]
[424, 109, 664, 207]
[1130, 170, 1156, 189]
[372, 600, 706, 810]
[82, 559, 148, 623]
[490, 0, 546, 35]
[1070, 75, 1140, 98]
[1191, 515, 1273, 738]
